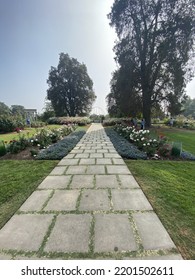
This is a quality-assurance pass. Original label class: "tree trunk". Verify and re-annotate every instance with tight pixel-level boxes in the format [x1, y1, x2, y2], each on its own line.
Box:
[142, 91, 151, 128]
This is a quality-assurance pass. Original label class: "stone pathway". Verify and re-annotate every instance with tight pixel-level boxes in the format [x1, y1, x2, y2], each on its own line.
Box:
[0, 124, 182, 260]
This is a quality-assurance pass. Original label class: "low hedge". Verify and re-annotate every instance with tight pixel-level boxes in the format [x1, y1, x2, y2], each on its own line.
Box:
[47, 117, 91, 126]
[105, 128, 147, 160]
[36, 130, 85, 160]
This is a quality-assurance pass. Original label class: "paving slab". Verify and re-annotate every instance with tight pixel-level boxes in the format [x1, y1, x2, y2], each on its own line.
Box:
[20, 190, 52, 212]
[66, 166, 87, 174]
[44, 190, 80, 211]
[112, 189, 153, 211]
[0, 214, 53, 251]
[96, 175, 120, 189]
[107, 165, 131, 174]
[75, 154, 90, 159]
[79, 158, 95, 165]
[69, 175, 94, 189]
[58, 159, 79, 166]
[38, 176, 71, 189]
[112, 158, 126, 165]
[86, 165, 105, 174]
[79, 190, 110, 211]
[70, 149, 84, 154]
[49, 166, 67, 175]
[96, 158, 112, 165]
[64, 154, 75, 159]
[44, 214, 92, 253]
[118, 175, 140, 188]
[83, 149, 96, 153]
[133, 212, 176, 250]
[89, 153, 103, 158]
[94, 214, 138, 253]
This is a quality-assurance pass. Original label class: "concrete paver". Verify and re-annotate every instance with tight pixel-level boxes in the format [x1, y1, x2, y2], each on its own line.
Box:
[0, 214, 53, 251]
[133, 212, 176, 250]
[70, 175, 94, 189]
[58, 159, 79, 166]
[118, 175, 140, 188]
[49, 166, 67, 175]
[94, 214, 138, 253]
[86, 165, 105, 174]
[38, 176, 71, 189]
[112, 189, 153, 211]
[44, 214, 92, 253]
[96, 175, 120, 189]
[79, 190, 110, 211]
[44, 190, 80, 211]
[20, 190, 52, 212]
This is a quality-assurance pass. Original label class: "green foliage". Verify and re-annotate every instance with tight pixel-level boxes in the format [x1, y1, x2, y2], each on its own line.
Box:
[47, 53, 96, 117]
[183, 97, 195, 118]
[10, 105, 25, 117]
[0, 115, 26, 133]
[0, 102, 11, 115]
[48, 116, 91, 126]
[108, 0, 195, 127]
[0, 141, 6, 156]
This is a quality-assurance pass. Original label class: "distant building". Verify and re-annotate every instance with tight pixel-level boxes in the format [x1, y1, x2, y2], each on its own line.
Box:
[24, 109, 37, 120]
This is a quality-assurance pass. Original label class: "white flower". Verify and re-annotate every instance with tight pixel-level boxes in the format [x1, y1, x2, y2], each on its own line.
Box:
[31, 139, 34, 142]
[37, 144, 40, 147]
[147, 143, 150, 146]
[143, 143, 146, 146]
[141, 137, 145, 141]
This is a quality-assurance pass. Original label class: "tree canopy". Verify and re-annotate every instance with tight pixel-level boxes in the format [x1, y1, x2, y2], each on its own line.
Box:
[108, 0, 195, 126]
[47, 53, 96, 117]
[0, 102, 10, 115]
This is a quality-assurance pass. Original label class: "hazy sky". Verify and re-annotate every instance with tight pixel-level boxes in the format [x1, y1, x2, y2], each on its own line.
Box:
[0, 0, 194, 114]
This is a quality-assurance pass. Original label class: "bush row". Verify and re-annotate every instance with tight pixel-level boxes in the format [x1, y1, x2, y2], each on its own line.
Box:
[104, 128, 147, 160]
[47, 117, 91, 126]
[36, 130, 85, 160]
[1, 125, 76, 156]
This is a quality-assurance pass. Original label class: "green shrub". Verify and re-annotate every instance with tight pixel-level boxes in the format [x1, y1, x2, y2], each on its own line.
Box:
[0, 141, 6, 156]
[47, 117, 91, 126]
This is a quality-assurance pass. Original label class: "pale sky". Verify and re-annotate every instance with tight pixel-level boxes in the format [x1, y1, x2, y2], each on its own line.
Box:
[0, 0, 194, 115]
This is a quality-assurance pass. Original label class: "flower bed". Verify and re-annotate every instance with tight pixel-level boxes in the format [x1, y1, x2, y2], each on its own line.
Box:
[1, 125, 76, 157]
[104, 128, 147, 159]
[113, 124, 195, 160]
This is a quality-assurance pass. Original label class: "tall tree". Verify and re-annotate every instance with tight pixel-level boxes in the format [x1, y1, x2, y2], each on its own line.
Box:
[47, 53, 96, 117]
[108, 0, 195, 127]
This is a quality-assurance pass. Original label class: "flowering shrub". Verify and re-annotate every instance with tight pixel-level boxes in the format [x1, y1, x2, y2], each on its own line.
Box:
[114, 125, 159, 156]
[4, 124, 76, 155]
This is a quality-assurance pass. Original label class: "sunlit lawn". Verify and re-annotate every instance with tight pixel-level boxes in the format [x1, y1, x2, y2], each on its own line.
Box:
[0, 125, 62, 142]
[152, 127, 195, 154]
[126, 160, 195, 260]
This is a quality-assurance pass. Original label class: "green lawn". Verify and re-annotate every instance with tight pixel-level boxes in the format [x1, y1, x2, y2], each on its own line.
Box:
[125, 160, 195, 260]
[0, 160, 58, 229]
[0, 125, 62, 142]
[152, 127, 195, 154]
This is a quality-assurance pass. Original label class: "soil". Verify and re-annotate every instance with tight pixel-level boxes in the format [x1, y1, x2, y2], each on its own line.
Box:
[0, 147, 39, 160]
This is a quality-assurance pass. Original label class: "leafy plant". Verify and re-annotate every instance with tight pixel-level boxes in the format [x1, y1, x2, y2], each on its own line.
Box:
[0, 141, 6, 156]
